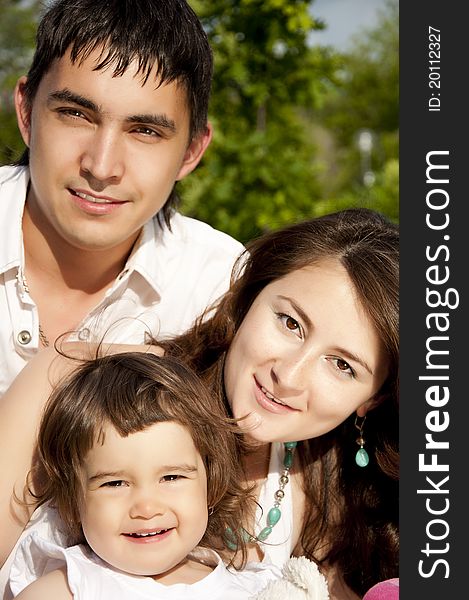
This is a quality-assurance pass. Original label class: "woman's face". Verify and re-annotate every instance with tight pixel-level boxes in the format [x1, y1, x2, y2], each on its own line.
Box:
[224, 258, 389, 444]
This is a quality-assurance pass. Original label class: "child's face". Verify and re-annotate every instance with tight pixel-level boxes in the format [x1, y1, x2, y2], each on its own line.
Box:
[79, 421, 209, 579]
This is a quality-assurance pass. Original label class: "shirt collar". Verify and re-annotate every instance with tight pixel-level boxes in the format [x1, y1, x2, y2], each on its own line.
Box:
[0, 165, 167, 300]
[0, 165, 29, 275]
[111, 217, 165, 298]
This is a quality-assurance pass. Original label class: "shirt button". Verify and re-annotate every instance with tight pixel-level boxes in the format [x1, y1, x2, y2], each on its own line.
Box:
[17, 330, 32, 345]
[78, 328, 90, 341]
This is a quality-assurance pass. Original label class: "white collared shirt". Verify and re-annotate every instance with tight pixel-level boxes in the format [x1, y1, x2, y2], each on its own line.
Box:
[0, 165, 245, 396]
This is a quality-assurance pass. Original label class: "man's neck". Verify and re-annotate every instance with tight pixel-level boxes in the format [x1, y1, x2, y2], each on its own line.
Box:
[21, 202, 142, 345]
[22, 201, 139, 294]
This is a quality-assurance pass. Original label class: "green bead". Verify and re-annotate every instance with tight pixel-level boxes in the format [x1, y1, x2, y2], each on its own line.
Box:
[284, 441, 297, 450]
[284, 451, 294, 468]
[267, 507, 281, 526]
[257, 526, 272, 541]
[224, 527, 238, 550]
[241, 529, 253, 542]
[355, 448, 369, 467]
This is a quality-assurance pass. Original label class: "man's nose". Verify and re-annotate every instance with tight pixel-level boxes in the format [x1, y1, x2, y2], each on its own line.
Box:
[80, 128, 125, 186]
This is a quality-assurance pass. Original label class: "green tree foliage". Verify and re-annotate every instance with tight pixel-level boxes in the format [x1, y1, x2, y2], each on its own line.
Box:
[181, 0, 340, 242]
[0, 0, 398, 239]
[180, 0, 398, 240]
[313, 0, 399, 221]
[0, 0, 39, 163]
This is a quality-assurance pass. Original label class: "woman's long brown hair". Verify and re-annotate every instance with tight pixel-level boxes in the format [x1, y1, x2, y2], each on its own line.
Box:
[161, 208, 399, 595]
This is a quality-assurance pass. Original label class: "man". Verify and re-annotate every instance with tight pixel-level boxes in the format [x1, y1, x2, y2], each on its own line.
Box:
[0, 0, 244, 396]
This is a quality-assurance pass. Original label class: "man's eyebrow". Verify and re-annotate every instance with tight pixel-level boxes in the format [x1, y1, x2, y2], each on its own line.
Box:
[48, 88, 177, 133]
[48, 89, 98, 112]
[126, 113, 177, 133]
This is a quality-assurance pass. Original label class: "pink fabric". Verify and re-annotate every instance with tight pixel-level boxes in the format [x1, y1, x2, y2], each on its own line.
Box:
[362, 578, 399, 600]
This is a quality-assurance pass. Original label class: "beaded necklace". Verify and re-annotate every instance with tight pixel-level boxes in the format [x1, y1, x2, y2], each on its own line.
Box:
[225, 441, 297, 550]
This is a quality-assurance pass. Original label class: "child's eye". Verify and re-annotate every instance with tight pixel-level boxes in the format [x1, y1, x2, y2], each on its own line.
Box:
[161, 474, 183, 482]
[102, 480, 126, 488]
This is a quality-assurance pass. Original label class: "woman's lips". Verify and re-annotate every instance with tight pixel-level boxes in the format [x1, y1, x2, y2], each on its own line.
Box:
[253, 378, 296, 414]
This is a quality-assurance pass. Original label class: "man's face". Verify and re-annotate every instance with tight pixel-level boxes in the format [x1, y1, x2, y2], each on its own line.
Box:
[15, 48, 211, 254]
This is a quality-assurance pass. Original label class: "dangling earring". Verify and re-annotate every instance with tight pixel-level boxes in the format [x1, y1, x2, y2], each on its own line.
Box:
[355, 415, 369, 467]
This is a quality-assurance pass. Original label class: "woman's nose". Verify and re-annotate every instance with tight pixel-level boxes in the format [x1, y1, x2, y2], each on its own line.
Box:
[271, 349, 313, 394]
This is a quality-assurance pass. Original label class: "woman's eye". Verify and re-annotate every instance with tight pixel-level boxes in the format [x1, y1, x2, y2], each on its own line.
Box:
[333, 358, 355, 377]
[277, 313, 302, 335]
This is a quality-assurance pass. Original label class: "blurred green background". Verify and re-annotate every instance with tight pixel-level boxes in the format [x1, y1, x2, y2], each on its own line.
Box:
[0, 0, 398, 243]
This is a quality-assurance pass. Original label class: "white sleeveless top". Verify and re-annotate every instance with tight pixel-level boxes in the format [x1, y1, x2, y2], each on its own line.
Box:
[1, 443, 294, 598]
[9, 533, 281, 599]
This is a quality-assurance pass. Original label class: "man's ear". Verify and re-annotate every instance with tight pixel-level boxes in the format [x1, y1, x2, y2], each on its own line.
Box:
[176, 122, 213, 181]
[14, 76, 32, 147]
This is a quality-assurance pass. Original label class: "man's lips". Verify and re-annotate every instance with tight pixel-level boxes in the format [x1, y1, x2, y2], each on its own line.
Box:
[68, 188, 129, 215]
[70, 188, 127, 204]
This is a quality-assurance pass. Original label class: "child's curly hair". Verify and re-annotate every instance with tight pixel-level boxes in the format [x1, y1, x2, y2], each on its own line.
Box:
[28, 352, 253, 566]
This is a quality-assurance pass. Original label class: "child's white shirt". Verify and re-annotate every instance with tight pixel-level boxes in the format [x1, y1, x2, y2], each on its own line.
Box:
[1, 442, 295, 598]
[9, 532, 281, 599]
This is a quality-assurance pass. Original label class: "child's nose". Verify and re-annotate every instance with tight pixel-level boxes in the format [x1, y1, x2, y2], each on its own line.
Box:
[129, 491, 165, 520]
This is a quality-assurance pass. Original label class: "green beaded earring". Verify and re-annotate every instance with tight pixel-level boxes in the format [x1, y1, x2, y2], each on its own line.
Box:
[355, 415, 369, 467]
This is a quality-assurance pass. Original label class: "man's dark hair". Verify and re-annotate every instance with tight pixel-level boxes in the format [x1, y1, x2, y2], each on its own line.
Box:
[17, 0, 213, 222]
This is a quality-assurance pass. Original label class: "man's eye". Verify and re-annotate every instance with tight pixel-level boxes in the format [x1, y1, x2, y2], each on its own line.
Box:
[57, 108, 85, 119]
[134, 126, 160, 137]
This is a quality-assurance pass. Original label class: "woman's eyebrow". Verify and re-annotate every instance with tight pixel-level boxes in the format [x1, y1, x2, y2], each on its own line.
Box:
[277, 295, 312, 329]
[333, 347, 373, 375]
[278, 295, 374, 374]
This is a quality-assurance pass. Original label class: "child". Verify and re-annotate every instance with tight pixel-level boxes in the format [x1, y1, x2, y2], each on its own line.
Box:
[9, 353, 295, 599]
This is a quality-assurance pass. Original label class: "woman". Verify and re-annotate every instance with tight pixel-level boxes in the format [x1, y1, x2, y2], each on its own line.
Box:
[0, 208, 398, 599]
